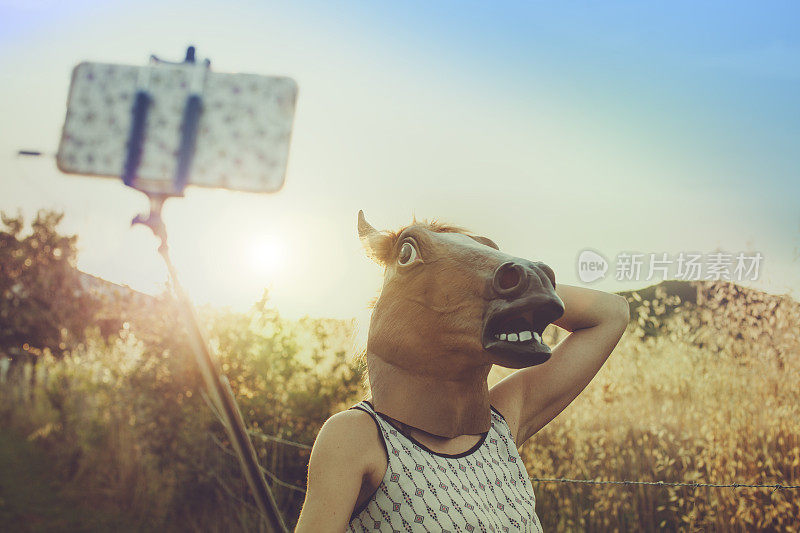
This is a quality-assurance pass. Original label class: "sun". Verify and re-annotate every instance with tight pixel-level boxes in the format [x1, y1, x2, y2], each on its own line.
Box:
[246, 234, 286, 276]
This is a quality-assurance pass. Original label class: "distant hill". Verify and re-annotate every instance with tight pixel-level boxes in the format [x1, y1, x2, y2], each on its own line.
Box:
[78, 271, 798, 327]
[617, 278, 797, 317]
[78, 271, 157, 301]
[77, 271, 163, 338]
[616, 279, 800, 359]
[617, 279, 697, 307]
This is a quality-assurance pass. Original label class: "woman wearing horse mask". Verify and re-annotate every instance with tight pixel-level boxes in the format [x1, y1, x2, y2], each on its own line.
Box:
[296, 211, 629, 532]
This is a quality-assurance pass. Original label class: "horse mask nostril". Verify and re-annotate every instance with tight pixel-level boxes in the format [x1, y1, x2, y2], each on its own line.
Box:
[499, 268, 519, 290]
[493, 262, 527, 296]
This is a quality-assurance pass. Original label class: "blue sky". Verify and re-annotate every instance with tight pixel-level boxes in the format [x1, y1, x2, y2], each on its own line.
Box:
[1, 1, 798, 318]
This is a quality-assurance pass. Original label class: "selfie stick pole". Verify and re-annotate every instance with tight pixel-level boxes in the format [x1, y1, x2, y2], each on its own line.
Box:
[133, 195, 288, 533]
[124, 47, 288, 533]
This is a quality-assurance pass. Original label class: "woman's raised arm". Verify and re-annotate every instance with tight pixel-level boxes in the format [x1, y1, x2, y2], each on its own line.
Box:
[490, 284, 630, 446]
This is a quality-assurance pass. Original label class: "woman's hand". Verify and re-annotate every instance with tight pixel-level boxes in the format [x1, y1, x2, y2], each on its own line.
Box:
[550, 284, 631, 334]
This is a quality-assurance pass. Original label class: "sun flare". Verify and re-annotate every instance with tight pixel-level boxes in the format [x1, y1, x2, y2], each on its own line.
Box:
[246, 234, 286, 276]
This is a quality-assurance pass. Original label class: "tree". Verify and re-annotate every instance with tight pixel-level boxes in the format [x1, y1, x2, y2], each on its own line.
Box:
[0, 209, 101, 361]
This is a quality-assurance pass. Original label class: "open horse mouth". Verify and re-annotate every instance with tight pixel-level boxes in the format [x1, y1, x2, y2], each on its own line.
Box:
[482, 295, 565, 368]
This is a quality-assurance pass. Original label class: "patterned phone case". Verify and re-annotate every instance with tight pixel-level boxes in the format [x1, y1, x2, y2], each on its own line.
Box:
[56, 61, 298, 194]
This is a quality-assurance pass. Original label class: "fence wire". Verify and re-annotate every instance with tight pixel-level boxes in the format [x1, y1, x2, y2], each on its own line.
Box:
[210, 431, 307, 494]
[529, 477, 800, 492]
[248, 429, 312, 450]
[202, 395, 800, 500]
[237, 430, 800, 495]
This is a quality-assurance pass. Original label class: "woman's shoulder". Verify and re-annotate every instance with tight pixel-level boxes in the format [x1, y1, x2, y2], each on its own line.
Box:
[319, 405, 380, 439]
[298, 406, 388, 531]
[311, 405, 387, 468]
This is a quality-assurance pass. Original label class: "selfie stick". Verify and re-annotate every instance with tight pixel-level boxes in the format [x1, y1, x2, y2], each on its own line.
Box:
[125, 48, 288, 533]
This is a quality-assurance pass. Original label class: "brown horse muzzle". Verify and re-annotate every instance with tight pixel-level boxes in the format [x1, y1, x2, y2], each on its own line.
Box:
[482, 260, 565, 368]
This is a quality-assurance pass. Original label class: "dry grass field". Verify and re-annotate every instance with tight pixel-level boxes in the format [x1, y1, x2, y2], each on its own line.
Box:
[519, 281, 800, 531]
[1, 280, 798, 531]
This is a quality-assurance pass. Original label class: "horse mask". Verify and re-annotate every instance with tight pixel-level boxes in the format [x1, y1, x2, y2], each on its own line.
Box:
[358, 211, 565, 438]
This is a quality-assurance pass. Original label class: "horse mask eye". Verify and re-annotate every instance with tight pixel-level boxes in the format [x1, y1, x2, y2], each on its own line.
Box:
[398, 241, 418, 265]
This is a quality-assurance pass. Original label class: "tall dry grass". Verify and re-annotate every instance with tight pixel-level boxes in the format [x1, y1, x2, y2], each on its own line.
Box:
[0, 303, 363, 531]
[1, 281, 798, 531]
[522, 282, 800, 532]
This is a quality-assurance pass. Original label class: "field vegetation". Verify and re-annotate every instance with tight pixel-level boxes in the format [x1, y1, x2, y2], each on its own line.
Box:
[1, 210, 798, 531]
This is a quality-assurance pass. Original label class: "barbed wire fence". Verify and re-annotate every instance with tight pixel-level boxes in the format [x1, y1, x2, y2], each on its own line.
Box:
[526, 477, 800, 492]
[198, 388, 800, 532]
[207, 424, 800, 498]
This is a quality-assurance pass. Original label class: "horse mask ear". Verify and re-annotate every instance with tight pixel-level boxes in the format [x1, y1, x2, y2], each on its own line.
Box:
[358, 210, 394, 266]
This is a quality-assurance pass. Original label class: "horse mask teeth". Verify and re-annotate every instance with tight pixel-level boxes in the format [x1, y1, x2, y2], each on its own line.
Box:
[357, 210, 565, 439]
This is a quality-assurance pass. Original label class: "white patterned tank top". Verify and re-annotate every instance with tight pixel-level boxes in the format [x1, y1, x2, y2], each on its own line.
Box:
[347, 400, 542, 533]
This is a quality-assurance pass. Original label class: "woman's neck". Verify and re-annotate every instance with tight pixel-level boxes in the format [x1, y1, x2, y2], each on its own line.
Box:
[367, 354, 492, 439]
